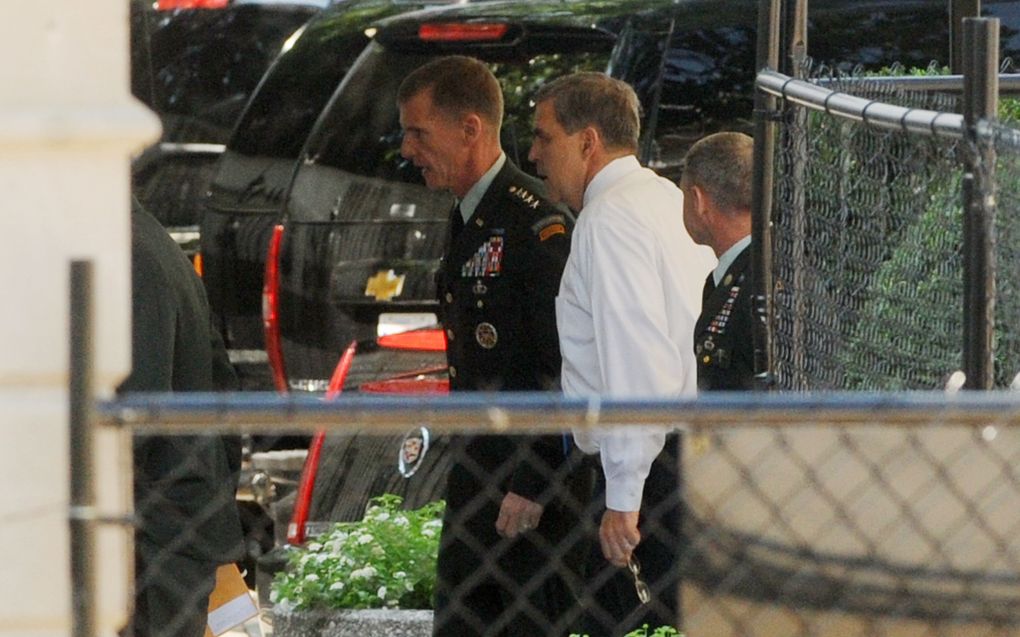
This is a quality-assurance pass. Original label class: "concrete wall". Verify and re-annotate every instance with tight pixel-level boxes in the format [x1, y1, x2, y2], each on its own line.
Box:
[0, 1, 160, 636]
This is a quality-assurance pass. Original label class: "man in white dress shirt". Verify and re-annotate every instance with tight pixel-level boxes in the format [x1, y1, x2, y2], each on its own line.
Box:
[528, 72, 715, 633]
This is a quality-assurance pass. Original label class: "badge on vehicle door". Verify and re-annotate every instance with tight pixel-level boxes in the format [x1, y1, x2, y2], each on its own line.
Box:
[398, 426, 430, 478]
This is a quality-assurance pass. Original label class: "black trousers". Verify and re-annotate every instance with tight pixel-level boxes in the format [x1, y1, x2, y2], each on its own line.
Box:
[125, 538, 219, 637]
[433, 451, 591, 637]
[581, 435, 682, 637]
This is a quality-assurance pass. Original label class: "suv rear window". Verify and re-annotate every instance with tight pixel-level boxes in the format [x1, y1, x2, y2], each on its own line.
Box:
[286, 38, 612, 224]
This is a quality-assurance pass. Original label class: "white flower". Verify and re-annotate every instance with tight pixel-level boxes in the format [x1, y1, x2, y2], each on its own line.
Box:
[307, 542, 323, 552]
[373, 511, 391, 522]
[275, 598, 295, 612]
[394, 571, 407, 579]
[357, 533, 374, 545]
[350, 566, 378, 580]
[422, 528, 436, 538]
[305, 574, 319, 582]
[424, 520, 442, 529]
[314, 553, 328, 564]
[269, 589, 280, 603]
[393, 515, 409, 526]
[329, 582, 345, 591]
[377, 586, 388, 599]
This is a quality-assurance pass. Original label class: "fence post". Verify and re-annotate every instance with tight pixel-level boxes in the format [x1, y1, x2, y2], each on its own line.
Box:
[961, 17, 998, 389]
[951, 0, 982, 74]
[786, 0, 810, 389]
[751, 0, 783, 386]
[69, 260, 96, 637]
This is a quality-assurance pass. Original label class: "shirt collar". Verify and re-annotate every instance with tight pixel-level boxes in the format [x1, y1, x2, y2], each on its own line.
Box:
[582, 155, 641, 209]
[713, 235, 751, 286]
[458, 152, 506, 222]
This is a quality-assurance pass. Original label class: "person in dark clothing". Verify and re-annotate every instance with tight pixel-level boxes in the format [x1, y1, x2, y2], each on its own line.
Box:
[680, 132, 756, 391]
[397, 56, 591, 636]
[119, 200, 244, 637]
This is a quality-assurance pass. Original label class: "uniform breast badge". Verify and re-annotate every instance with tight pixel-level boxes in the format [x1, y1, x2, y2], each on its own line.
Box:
[461, 233, 505, 277]
[475, 322, 498, 349]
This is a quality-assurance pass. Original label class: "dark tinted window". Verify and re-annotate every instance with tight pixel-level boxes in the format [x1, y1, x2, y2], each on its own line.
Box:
[310, 44, 610, 177]
[985, 0, 1020, 61]
[133, 4, 315, 129]
[227, 0, 443, 158]
[229, 22, 370, 158]
[642, 24, 756, 178]
[286, 39, 611, 222]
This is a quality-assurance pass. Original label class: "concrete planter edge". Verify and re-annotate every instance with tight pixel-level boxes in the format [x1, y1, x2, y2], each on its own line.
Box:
[271, 606, 434, 637]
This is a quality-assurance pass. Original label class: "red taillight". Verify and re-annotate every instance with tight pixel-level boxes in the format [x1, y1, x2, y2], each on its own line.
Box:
[157, 0, 228, 9]
[287, 340, 358, 545]
[377, 328, 446, 352]
[262, 224, 287, 393]
[359, 378, 449, 394]
[418, 23, 509, 42]
[286, 431, 325, 546]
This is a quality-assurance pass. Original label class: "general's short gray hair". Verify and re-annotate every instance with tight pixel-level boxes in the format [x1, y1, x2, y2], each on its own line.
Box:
[682, 132, 754, 215]
[397, 55, 503, 129]
[534, 72, 640, 152]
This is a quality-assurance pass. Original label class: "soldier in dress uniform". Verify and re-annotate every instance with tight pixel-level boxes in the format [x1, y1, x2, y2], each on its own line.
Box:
[680, 132, 756, 390]
[397, 55, 591, 637]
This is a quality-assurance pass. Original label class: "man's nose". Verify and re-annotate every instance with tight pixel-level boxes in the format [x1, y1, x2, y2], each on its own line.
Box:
[527, 144, 538, 164]
[400, 135, 413, 159]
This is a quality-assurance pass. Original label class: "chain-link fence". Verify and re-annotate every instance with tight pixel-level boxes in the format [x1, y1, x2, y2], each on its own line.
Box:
[769, 65, 1020, 392]
[88, 393, 1020, 637]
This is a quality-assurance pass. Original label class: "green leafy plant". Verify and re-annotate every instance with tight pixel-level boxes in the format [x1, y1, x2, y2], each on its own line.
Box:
[571, 624, 683, 637]
[271, 495, 444, 611]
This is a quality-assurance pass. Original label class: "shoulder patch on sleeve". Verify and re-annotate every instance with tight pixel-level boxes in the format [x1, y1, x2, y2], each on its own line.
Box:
[531, 214, 567, 241]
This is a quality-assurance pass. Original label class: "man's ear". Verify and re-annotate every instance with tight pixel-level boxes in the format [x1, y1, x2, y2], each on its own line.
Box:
[690, 184, 709, 218]
[580, 126, 600, 158]
[462, 113, 482, 142]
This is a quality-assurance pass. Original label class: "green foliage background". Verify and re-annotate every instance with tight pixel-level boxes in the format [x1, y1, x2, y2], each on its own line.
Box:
[791, 68, 1020, 389]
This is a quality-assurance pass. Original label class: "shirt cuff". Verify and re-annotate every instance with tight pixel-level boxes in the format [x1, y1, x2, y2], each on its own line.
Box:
[603, 471, 644, 512]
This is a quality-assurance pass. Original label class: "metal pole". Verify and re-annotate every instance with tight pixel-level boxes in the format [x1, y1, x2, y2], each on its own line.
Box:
[961, 17, 998, 389]
[950, 0, 981, 74]
[69, 260, 96, 637]
[786, 0, 809, 389]
[751, 0, 783, 387]
[785, 0, 808, 76]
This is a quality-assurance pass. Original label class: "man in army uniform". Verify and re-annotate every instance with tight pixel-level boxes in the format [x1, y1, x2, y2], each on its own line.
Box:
[680, 132, 756, 390]
[397, 56, 590, 636]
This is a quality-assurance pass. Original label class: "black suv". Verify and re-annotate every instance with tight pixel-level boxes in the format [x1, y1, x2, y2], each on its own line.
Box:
[199, 0, 478, 385]
[270, 0, 1020, 392]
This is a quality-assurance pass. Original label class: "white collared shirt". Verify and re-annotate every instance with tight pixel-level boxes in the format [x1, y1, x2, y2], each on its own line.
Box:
[713, 235, 751, 285]
[557, 155, 716, 511]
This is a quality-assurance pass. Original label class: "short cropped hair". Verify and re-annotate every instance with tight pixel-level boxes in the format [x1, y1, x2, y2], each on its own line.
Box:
[397, 55, 503, 130]
[682, 132, 754, 215]
[534, 72, 640, 152]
